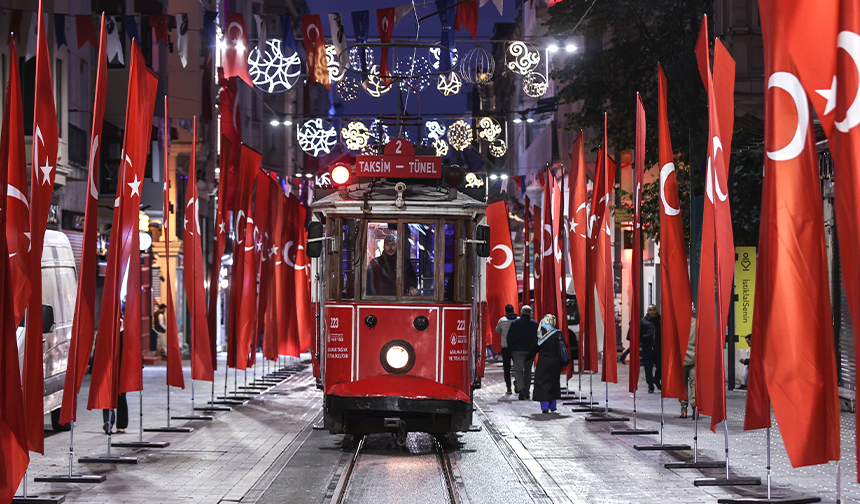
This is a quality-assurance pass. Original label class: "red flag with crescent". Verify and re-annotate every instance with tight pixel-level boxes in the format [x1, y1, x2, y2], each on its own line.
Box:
[539, 172, 564, 331]
[60, 16, 109, 423]
[207, 134, 232, 372]
[569, 133, 596, 372]
[377, 9, 395, 85]
[531, 203, 542, 318]
[263, 186, 286, 361]
[219, 82, 241, 211]
[24, 0, 59, 453]
[163, 100, 184, 389]
[294, 204, 313, 353]
[657, 64, 693, 401]
[485, 201, 519, 352]
[629, 95, 645, 393]
[279, 195, 302, 357]
[88, 40, 158, 409]
[222, 13, 253, 87]
[454, 0, 479, 39]
[303, 14, 331, 90]
[0, 40, 29, 504]
[522, 195, 531, 308]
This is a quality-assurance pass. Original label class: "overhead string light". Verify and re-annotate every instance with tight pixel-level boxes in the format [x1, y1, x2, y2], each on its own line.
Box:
[337, 75, 361, 101]
[396, 55, 431, 93]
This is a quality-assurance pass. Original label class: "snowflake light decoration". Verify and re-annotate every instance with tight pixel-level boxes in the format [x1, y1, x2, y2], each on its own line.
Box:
[247, 39, 302, 93]
[364, 65, 392, 98]
[477, 117, 502, 142]
[298, 118, 337, 157]
[448, 120, 472, 151]
[506, 41, 540, 75]
[430, 45, 458, 71]
[523, 71, 548, 98]
[395, 56, 430, 93]
[341, 121, 370, 151]
[326, 44, 345, 82]
[349, 46, 375, 69]
[433, 138, 449, 157]
[437, 72, 461, 97]
[337, 76, 361, 101]
[425, 120, 447, 141]
[489, 138, 507, 157]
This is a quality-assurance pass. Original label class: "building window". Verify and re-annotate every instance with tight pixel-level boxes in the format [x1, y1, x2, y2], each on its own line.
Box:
[55, 58, 62, 138]
[68, 124, 87, 167]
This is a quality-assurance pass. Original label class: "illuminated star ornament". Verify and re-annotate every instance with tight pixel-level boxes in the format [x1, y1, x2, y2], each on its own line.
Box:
[448, 120, 472, 151]
[337, 75, 361, 101]
[247, 39, 302, 93]
[298, 118, 337, 157]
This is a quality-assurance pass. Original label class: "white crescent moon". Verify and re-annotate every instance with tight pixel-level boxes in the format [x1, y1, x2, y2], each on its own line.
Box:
[235, 210, 246, 244]
[228, 22, 244, 40]
[89, 135, 100, 199]
[232, 96, 240, 134]
[307, 24, 319, 42]
[574, 202, 587, 238]
[382, 18, 389, 34]
[490, 244, 513, 270]
[660, 162, 681, 216]
[835, 30, 860, 133]
[712, 136, 729, 202]
[542, 223, 553, 257]
[766, 72, 808, 161]
[533, 253, 541, 279]
[8, 184, 29, 210]
[284, 240, 296, 267]
[295, 245, 309, 271]
[554, 235, 562, 261]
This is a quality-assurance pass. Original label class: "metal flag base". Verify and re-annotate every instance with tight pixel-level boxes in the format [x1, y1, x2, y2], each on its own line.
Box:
[584, 413, 630, 422]
[110, 441, 170, 448]
[145, 426, 194, 433]
[12, 496, 65, 503]
[239, 386, 269, 391]
[196, 405, 231, 412]
[78, 456, 138, 464]
[172, 414, 214, 421]
[467, 424, 483, 432]
[664, 460, 725, 468]
[34, 474, 106, 484]
[717, 498, 820, 504]
[694, 477, 762, 487]
[218, 394, 253, 401]
[634, 444, 692, 451]
[209, 399, 243, 406]
[612, 428, 659, 435]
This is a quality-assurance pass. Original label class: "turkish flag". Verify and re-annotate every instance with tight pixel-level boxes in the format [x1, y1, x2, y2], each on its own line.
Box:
[569, 133, 597, 372]
[485, 201, 519, 352]
[263, 187, 286, 361]
[60, 16, 108, 424]
[219, 82, 242, 211]
[162, 101, 184, 390]
[88, 40, 158, 409]
[522, 196, 531, 308]
[539, 172, 564, 331]
[657, 64, 693, 401]
[0, 41, 29, 504]
[294, 204, 313, 353]
[207, 134, 232, 372]
[3, 42, 30, 326]
[24, 0, 59, 453]
[454, 0, 479, 39]
[222, 13, 253, 87]
[279, 195, 303, 357]
[377, 9, 395, 84]
[149, 15, 168, 44]
[629, 96, 645, 393]
[184, 118, 215, 381]
[592, 118, 617, 384]
[531, 203, 542, 318]
[251, 168, 273, 365]
[303, 14, 331, 90]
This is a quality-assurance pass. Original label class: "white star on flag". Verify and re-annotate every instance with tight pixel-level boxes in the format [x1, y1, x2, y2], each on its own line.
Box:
[218, 220, 226, 234]
[40, 159, 53, 184]
[128, 174, 142, 196]
[817, 76, 837, 116]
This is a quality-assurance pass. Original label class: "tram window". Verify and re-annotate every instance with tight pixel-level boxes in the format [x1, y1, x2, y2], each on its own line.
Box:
[443, 222, 456, 301]
[404, 223, 434, 297]
[340, 219, 359, 299]
[366, 222, 400, 296]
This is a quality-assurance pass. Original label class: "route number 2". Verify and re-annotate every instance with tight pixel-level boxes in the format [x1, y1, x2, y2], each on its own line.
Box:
[394, 139, 403, 154]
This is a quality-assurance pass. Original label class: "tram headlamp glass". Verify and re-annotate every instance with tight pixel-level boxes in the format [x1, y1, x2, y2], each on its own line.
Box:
[332, 165, 350, 185]
[385, 346, 410, 370]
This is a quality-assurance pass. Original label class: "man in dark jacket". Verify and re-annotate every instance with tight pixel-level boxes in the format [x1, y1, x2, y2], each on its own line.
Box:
[507, 305, 539, 400]
[641, 304, 662, 393]
[495, 304, 518, 395]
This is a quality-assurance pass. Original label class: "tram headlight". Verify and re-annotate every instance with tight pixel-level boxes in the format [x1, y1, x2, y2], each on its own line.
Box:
[380, 339, 416, 374]
[331, 165, 351, 185]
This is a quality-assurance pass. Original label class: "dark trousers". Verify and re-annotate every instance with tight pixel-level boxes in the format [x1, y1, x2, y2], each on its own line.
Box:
[642, 348, 661, 390]
[102, 393, 129, 430]
[501, 347, 513, 390]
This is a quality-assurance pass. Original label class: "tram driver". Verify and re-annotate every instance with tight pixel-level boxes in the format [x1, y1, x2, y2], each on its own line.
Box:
[367, 235, 419, 296]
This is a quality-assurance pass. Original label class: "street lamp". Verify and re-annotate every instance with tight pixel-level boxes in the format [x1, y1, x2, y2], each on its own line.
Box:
[565, 44, 577, 53]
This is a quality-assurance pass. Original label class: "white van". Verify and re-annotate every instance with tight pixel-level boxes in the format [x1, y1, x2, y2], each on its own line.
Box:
[15, 230, 77, 431]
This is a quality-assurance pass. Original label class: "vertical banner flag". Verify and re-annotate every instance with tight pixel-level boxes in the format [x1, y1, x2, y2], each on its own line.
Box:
[88, 40, 158, 409]
[263, 187, 285, 361]
[280, 15, 297, 55]
[523, 195, 531, 308]
[54, 14, 67, 48]
[237, 212, 259, 369]
[5, 42, 30, 325]
[222, 13, 254, 87]
[377, 9, 396, 85]
[744, 0, 839, 468]
[25, 0, 59, 453]
[569, 132, 595, 371]
[630, 95, 645, 392]
[252, 169, 273, 363]
[184, 117, 215, 381]
[105, 16, 124, 65]
[176, 14, 188, 67]
[149, 15, 168, 44]
[540, 172, 563, 329]
[0, 42, 29, 503]
[454, 0, 479, 39]
[163, 99, 184, 390]
[302, 15, 331, 90]
[60, 16, 108, 424]
[295, 204, 313, 352]
[208, 135, 232, 371]
[485, 201, 519, 352]
[596, 117, 617, 383]
[202, 11, 216, 123]
[531, 204, 542, 318]
[435, 0, 456, 73]
[76, 15, 98, 49]
[280, 195, 301, 357]
[219, 80, 242, 211]
[351, 11, 370, 74]
[328, 13, 349, 69]
[657, 64, 692, 401]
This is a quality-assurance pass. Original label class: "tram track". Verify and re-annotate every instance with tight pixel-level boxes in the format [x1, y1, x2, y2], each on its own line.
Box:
[329, 433, 460, 504]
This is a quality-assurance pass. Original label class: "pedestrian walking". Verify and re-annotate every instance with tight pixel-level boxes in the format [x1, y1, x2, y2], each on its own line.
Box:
[641, 304, 662, 393]
[508, 305, 538, 400]
[495, 304, 518, 395]
[103, 316, 129, 434]
[738, 334, 752, 390]
[679, 313, 696, 418]
[526, 314, 565, 413]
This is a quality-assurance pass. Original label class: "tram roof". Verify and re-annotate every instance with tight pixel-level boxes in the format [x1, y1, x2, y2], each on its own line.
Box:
[311, 182, 486, 218]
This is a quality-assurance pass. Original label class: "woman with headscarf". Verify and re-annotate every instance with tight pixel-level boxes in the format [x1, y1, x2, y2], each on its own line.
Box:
[526, 314, 564, 413]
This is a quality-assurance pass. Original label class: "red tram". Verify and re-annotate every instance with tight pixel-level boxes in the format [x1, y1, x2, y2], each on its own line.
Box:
[306, 139, 490, 442]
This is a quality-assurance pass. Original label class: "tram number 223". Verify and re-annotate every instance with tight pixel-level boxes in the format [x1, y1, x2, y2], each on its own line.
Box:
[330, 318, 340, 329]
[456, 319, 466, 331]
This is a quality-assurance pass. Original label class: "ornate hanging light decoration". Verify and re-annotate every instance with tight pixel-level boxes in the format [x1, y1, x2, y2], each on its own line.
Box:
[395, 55, 431, 93]
[364, 65, 392, 98]
[437, 72, 461, 96]
[247, 39, 302, 93]
[477, 117, 502, 142]
[433, 138, 449, 157]
[349, 46, 375, 69]
[341, 121, 370, 151]
[430, 44, 459, 71]
[425, 120, 447, 141]
[489, 138, 507, 157]
[448, 120, 472, 151]
[505, 41, 540, 75]
[297, 118, 337, 157]
[336, 75, 361, 101]
[326, 44, 345, 82]
[458, 45, 495, 86]
[522, 71, 548, 98]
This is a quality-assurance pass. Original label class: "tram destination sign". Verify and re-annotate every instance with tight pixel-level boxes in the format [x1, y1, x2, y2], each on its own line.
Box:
[356, 138, 442, 179]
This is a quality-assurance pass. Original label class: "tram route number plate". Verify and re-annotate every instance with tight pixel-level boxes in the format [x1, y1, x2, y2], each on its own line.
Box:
[356, 138, 442, 179]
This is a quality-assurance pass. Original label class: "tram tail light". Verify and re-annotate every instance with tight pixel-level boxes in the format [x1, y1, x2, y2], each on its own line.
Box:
[331, 164, 351, 185]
